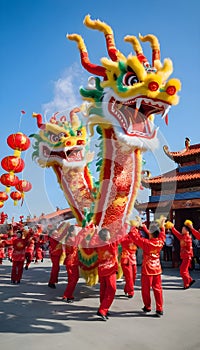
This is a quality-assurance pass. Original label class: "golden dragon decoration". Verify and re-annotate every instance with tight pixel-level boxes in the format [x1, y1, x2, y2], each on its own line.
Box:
[31, 15, 181, 285]
[67, 15, 181, 236]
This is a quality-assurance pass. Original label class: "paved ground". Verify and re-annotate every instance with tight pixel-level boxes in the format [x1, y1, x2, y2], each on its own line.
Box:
[0, 258, 200, 350]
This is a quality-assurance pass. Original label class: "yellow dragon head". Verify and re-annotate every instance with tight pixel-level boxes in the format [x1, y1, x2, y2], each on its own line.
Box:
[67, 15, 181, 151]
[31, 107, 92, 169]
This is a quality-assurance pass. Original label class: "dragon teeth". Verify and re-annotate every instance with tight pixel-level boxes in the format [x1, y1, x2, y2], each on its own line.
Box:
[136, 98, 142, 110]
[161, 105, 171, 119]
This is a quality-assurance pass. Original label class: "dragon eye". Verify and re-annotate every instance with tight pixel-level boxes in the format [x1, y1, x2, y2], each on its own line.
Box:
[143, 62, 150, 69]
[49, 133, 60, 143]
[76, 130, 82, 136]
[59, 132, 67, 139]
[123, 71, 139, 86]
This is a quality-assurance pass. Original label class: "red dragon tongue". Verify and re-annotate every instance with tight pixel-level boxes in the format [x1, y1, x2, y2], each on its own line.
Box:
[128, 120, 145, 134]
[133, 108, 139, 120]
[127, 108, 146, 134]
[67, 149, 82, 162]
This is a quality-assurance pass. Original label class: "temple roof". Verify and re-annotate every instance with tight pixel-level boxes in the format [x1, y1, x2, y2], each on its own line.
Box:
[27, 208, 74, 223]
[142, 168, 200, 188]
[163, 141, 200, 164]
[135, 198, 200, 211]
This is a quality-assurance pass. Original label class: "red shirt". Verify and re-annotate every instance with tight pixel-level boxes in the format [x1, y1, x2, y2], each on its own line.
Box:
[120, 234, 137, 265]
[25, 237, 35, 254]
[64, 235, 79, 267]
[87, 231, 118, 277]
[12, 238, 28, 261]
[129, 227, 165, 275]
[64, 228, 91, 267]
[48, 227, 68, 257]
[171, 227, 193, 259]
[86, 225, 128, 277]
[96, 242, 119, 277]
[0, 240, 5, 259]
[49, 237, 63, 257]
[191, 228, 200, 240]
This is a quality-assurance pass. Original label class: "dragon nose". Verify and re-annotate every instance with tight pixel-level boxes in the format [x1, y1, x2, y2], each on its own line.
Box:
[77, 140, 85, 145]
[166, 85, 176, 96]
[65, 140, 71, 146]
[148, 81, 159, 92]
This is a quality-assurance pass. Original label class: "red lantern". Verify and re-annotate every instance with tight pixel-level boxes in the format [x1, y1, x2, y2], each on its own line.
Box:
[10, 191, 22, 206]
[15, 180, 32, 202]
[1, 173, 19, 192]
[15, 180, 32, 206]
[0, 202, 4, 208]
[1, 156, 25, 173]
[0, 192, 9, 202]
[7, 132, 30, 157]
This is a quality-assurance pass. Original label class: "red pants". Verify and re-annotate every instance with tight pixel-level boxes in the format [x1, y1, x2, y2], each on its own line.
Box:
[25, 252, 33, 267]
[121, 263, 137, 296]
[63, 264, 79, 298]
[35, 248, 43, 261]
[141, 274, 163, 312]
[180, 257, 193, 288]
[7, 248, 13, 260]
[98, 272, 117, 316]
[49, 255, 61, 284]
[11, 260, 24, 282]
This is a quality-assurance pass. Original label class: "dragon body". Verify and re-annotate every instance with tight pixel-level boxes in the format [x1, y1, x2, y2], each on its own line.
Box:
[31, 109, 99, 284]
[31, 108, 94, 224]
[32, 15, 181, 285]
[67, 15, 181, 237]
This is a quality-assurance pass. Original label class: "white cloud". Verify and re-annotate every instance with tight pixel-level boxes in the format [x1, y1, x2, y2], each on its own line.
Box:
[42, 64, 83, 118]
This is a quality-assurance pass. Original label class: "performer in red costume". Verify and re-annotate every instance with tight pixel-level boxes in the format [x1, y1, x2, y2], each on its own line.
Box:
[11, 229, 30, 284]
[25, 229, 35, 270]
[120, 220, 151, 298]
[185, 221, 200, 240]
[34, 225, 45, 263]
[120, 233, 137, 298]
[5, 228, 14, 261]
[48, 225, 65, 289]
[34, 234, 45, 263]
[89, 226, 127, 321]
[129, 217, 166, 317]
[0, 236, 6, 264]
[169, 222, 195, 289]
[62, 225, 87, 302]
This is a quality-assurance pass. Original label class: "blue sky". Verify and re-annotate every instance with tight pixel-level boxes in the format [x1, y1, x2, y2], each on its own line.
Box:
[0, 0, 199, 222]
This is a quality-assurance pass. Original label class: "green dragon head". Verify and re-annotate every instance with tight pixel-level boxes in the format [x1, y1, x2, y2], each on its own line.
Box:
[31, 107, 92, 169]
[67, 15, 181, 151]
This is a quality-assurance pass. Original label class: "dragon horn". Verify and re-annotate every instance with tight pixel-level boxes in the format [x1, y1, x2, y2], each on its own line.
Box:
[70, 107, 81, 128]
[67, 33, 106, 77]
[32, 113, 45, 130]
[139, 34, 161, 66]
[70, 107, 81, 121]
[84, 14, 123, 62]
[124, 35, 149, 64]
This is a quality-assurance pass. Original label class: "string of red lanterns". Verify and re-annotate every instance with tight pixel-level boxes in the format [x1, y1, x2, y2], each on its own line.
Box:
[0, 131, 32, 207]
